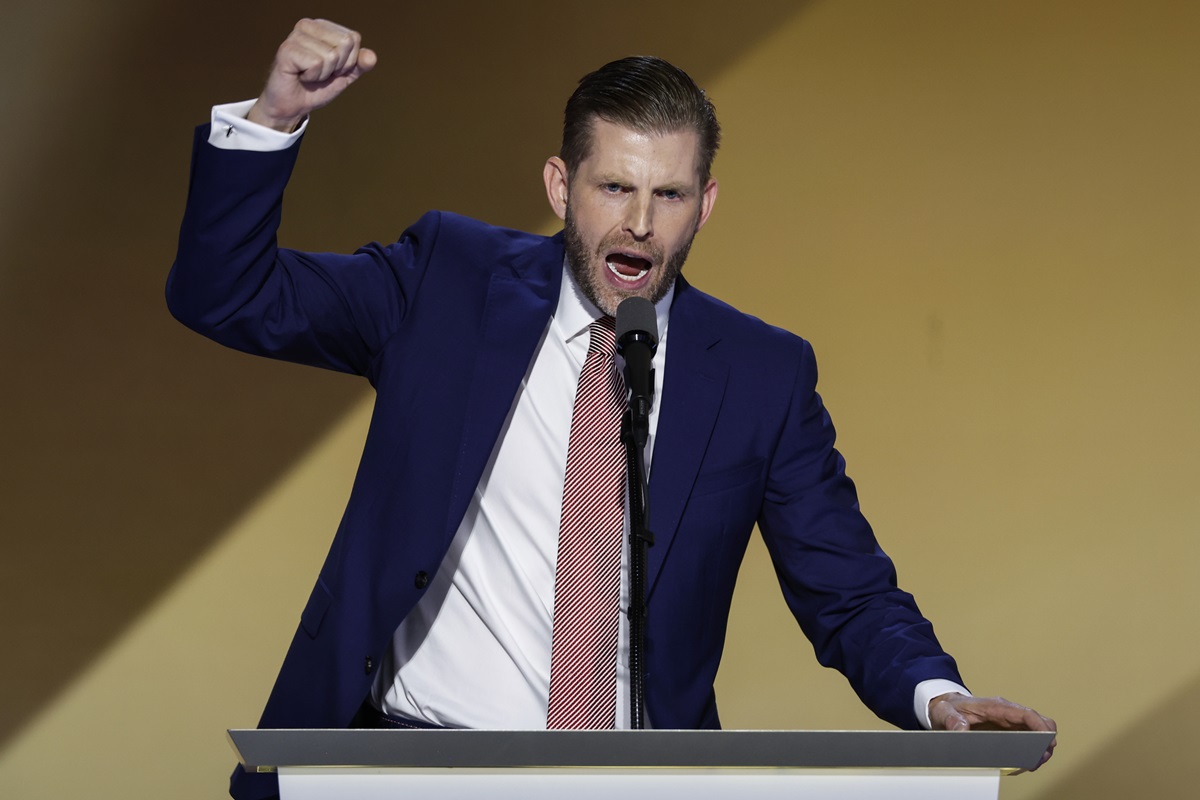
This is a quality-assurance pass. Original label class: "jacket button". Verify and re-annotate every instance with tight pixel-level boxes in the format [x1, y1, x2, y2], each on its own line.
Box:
[414, 571, 430, 589]
[364, 656, 373, 674]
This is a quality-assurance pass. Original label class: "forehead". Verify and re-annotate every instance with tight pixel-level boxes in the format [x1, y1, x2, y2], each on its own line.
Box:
[580, 119, 703, 186]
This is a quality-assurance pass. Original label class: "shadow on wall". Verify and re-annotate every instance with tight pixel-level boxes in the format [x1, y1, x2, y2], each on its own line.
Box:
[1029, 671, 1200, 800]
[0, 0, 808, 747]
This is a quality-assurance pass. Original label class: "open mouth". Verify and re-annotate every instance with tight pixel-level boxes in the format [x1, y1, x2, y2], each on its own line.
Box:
[605, 252, 652, 283]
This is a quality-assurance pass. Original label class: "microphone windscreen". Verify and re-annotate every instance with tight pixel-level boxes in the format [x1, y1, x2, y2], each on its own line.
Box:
[615, 296, 659, 349]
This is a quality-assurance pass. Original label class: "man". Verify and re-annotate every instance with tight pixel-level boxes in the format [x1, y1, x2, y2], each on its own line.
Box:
[167, 18, 1055, 800]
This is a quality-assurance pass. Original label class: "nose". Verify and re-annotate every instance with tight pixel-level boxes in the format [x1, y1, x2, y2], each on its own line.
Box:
[623, 195, 653, 240]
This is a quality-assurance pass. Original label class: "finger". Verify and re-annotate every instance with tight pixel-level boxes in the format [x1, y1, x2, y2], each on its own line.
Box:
[294, 17, 358, 49]
[936, 696, 1057, 771]
[331, 46, 377, 86]
[278, 33, 332, 83]
[945, 708, 971, 731]
[1043, 734, 1057, 758]
[292, 32, 352, 83]
[998, 702, 1054, 733]
[289, 19, 363, 82]
[954, 696, 1039, 731]
[1016, 733, 1057, 773]
[1024, 710, 1055, 732]
[929, 698, 972, 731]
[328, 28, 364, 80]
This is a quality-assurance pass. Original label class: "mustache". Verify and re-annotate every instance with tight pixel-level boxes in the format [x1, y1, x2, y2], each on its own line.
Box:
[595, 232, 663, 266]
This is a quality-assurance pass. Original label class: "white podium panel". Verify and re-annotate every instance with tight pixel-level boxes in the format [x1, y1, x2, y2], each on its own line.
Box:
[278, 766, 1001, 800]
[230, 729, 1054, 800]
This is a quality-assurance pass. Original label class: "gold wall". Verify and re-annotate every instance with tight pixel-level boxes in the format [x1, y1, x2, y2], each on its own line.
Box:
[1, 1, 1195, 797]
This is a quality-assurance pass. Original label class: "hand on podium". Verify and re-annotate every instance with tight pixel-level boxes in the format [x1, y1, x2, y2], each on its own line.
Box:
[929, 692, 1057, 771]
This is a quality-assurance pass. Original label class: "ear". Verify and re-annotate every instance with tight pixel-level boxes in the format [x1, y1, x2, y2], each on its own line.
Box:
[694, 177, 719, 232]
[543, 157, 570, 221]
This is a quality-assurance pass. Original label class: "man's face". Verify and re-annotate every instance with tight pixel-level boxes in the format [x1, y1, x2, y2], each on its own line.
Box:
[544, 119, 718, 316]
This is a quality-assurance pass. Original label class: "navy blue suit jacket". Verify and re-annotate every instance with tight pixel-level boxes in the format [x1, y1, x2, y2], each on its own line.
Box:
[168, 127, 963, 800]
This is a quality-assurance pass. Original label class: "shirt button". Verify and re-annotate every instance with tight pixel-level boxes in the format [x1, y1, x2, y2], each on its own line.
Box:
[414, 571, 430, 589]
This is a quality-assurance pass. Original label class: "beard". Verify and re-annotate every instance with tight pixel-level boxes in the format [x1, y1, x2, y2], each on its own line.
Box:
[563, 205, 696, 316]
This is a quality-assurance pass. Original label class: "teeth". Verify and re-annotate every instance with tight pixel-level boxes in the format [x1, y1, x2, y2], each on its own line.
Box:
[606, 260, 649, 282]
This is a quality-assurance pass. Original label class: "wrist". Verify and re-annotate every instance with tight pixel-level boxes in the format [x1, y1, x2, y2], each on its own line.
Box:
[246, 100, 305, 133]
[914, 679, 972, 729]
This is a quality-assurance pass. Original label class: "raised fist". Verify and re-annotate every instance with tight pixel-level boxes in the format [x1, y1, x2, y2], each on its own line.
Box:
[247, 18, 377, 132]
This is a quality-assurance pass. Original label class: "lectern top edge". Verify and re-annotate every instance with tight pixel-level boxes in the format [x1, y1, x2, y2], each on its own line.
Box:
[227, 728, 1054, 772]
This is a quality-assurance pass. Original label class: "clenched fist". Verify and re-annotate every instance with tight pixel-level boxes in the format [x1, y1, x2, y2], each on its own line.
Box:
[247, 18, 377, 132]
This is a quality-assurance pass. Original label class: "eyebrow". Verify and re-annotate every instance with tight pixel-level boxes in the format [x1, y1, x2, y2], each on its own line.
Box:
[593, 173, 694, 195]
[655, 181, 693, 195]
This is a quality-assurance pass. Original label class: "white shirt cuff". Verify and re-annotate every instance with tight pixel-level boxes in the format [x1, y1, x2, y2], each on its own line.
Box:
[914, 679, 971, 729]
[208, 100, 307, 151]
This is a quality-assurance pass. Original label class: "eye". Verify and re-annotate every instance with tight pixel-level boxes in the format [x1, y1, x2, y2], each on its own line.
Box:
[660, 189, 681, 200]
[601, 182, 622, 193]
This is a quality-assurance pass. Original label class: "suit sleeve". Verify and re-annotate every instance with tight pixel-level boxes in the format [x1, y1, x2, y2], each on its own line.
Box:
[756, 338, 965, 729]
[165, 124, 440, 379]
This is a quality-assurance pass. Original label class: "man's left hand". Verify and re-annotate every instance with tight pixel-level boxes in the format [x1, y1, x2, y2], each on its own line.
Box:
[928, 692, 1057, 771]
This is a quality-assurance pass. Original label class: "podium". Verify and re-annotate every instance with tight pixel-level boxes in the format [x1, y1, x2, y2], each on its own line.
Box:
[229, 728, 1052, 799]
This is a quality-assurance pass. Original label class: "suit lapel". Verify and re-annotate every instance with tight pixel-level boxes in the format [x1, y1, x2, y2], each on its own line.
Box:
[645, 279, 729, 598]
[442, 258, 730, 597]
[443, 235, 563, 539]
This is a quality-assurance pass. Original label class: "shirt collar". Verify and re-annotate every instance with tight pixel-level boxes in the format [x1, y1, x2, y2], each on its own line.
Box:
[556, 260, 674, 346]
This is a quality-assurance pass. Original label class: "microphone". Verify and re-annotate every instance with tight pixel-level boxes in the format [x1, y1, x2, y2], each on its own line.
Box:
[615, 297, 659, 447]
[615, 298, 658, 729]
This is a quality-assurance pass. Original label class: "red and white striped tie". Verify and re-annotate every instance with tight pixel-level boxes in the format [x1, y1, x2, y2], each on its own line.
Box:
[546, 316, 627, 729]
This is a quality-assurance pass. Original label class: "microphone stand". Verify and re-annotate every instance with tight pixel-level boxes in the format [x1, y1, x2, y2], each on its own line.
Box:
[622, 411, 654, 730]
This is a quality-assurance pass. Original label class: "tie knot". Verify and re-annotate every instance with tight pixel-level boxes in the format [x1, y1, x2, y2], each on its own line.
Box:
[588, 316, 617, 354]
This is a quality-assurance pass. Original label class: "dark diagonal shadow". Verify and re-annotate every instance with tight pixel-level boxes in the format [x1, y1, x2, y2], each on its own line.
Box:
[0, 0, 813, 747]
[1021, 673, 1200, 799]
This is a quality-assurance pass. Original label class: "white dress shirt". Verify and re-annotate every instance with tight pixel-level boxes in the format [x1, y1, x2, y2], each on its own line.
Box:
[371, 268, 671, 729]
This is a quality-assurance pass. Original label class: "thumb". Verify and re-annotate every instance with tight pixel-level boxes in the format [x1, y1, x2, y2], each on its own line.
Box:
[354, 48, 378, 75]
[944, 709, 971, 731]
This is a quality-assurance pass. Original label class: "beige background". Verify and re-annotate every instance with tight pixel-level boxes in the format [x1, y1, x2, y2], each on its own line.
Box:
[1, 1, 1196, 797]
